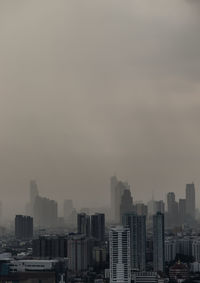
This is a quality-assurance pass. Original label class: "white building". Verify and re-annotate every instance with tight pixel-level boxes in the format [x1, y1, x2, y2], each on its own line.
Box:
[109, 226, 131, 283]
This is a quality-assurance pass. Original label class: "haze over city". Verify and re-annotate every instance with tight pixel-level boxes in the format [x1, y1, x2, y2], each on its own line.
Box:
[1, 0, 200, 219]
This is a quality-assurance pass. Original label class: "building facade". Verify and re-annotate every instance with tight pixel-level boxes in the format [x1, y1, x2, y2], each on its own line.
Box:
[109, 226, 131, 283]
[153, 212, 165, 272]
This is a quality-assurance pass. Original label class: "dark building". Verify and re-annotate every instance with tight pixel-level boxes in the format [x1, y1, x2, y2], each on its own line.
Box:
[167, 192, 179, 227]
[186, 183, 195, 219]
[77, 213, 90, 236]
[110, 175, 118, 222]
[34, 196, 58, 228]
[122, 212, 146, 271]
[153, 212, 165, 272]
[146, 237, 153, 263]
[120, 189, 133, 223]
[179, 198, 186, 225]
[32, 235, 68, 258]
[92, 246, 107, 271]
[91, 213, 105, 242]
[67, 234, 93, 273]
[15, 215, 33, 239]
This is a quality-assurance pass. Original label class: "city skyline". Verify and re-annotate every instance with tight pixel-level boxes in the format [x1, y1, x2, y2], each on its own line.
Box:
[1, 1, 200, 282]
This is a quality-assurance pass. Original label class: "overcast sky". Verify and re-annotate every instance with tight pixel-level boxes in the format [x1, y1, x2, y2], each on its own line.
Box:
[0, 0, 200, 218]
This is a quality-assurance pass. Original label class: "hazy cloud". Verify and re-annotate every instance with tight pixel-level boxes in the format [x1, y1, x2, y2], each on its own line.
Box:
[0, 0, 200, 218]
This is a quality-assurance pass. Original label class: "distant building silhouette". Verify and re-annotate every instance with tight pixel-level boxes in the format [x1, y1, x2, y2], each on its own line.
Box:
[110, 176, 131, 223]
[30, 180, 39, 216]
[110, 175, 118, 221]
[34, 196, 58, 228]
[15, 215, 33, 239]
[120, 189, 133, 223]
[167, 192, 178, 227]
[153, 212, 165, 272]
[179, 198, 186, 225]
[186, 183, 195, 219]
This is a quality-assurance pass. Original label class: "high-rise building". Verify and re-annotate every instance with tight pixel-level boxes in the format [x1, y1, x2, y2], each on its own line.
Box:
[30, 180, 39, 216]
[33, 196, 58, 228]
[167, 192, 175, 209]
[91, 213, 105, 242]
[122, 213, 146, 271]
[110, 176, 118, 221]
[67, 234, 93, 273]
[166, 192, 178, 227]
[153, 212, 165, 272]
[186, 183, 195, 219]
[110, 176, 131, 223]
[15, 215, 33, 239]
[63, 199, 74, 224]
[77, 213, 90, 236]
[109, 226, 131, 283]
[137, 215, 146, 271]
[120, 189, 133, 223]
[179, 199, 186, 225]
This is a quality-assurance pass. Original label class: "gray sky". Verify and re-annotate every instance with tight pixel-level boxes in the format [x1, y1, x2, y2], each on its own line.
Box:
[1, 0, 200, 218]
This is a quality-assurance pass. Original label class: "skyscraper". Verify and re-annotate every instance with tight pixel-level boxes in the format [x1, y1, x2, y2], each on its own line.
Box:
[122, 213, 146, 271]
[110, 176, 131, 223]
[33, 196, 58, 228]
[109, 226, 131, 283]
[186, 183, 195, 219]
[153, 212, 165, 272]
[167, 192, 178, 227]
[179, 198, 186, 225]
[68, 234, 93, 273]
[120, 189, 133, 223]
[110, 175, 118, 221]
[77, 213, 90, 236]
[15, 215, 33, 239]
[30, 180, 39, 216]
[115, 181, 130, 223]
[91, 213, 105, 242]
